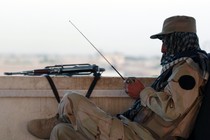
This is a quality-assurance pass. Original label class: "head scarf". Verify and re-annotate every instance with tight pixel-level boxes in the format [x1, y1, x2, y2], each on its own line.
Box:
[160, 32, 200, 65]
[152, 32, 209, 91]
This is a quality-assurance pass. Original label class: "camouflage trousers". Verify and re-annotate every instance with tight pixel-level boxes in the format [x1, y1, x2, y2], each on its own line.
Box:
[50, 92, 155, 140]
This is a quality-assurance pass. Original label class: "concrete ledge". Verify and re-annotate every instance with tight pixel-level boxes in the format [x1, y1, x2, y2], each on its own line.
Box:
[0, 89, 128, 98]
[0, 76, 155, 140]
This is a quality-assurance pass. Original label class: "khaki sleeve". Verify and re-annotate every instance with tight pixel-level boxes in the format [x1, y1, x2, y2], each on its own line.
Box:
[140, 62, 203, 121]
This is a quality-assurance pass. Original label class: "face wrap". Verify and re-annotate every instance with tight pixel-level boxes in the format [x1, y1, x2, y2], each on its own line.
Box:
[161, 32, 200, 66]
[151, 32, 209, 91]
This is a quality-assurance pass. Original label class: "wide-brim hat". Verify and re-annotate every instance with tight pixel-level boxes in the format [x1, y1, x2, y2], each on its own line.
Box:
[150, 15, 196, 39]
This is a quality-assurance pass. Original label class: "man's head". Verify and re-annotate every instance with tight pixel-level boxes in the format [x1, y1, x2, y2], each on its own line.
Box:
[150, 15, 200, 65]
[150, 15, 196, 39]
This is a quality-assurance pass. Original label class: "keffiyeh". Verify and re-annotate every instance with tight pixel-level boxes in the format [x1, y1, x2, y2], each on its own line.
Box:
[152, 32, 209, 91]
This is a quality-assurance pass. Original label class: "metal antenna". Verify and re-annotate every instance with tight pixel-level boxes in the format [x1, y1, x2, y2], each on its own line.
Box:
[69, 20, 125, 80]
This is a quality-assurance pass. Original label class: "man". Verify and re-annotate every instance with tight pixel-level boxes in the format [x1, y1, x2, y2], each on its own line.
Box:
[27, 15, 209, 139]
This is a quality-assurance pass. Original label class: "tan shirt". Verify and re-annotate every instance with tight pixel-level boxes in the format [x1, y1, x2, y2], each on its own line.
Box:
[140, 59, 204, 138]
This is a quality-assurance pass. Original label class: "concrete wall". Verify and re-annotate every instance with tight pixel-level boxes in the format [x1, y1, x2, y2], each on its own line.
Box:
[0, 76, 154, 140]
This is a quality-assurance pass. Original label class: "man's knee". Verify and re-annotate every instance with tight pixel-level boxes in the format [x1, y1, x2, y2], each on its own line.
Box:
[63, 91, 84, 100]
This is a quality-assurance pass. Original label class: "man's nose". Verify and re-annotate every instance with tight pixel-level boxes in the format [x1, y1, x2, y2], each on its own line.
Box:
[161, 44, 167, 53]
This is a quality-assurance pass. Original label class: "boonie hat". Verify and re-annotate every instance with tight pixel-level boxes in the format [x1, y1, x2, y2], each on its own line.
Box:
[150, 15, 196, 39]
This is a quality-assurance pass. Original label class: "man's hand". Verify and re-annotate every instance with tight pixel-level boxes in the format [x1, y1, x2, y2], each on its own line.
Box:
[124, 77, 145, 99]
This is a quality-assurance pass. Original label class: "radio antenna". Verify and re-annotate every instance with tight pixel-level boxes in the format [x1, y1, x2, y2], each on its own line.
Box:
[69, 20, 125, 80]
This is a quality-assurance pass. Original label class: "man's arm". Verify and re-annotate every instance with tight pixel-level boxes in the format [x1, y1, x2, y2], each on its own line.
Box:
[140, 62, 203, 121]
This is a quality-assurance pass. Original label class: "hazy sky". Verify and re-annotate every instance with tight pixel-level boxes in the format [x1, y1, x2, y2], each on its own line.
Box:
[0, 0, 210, 57]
